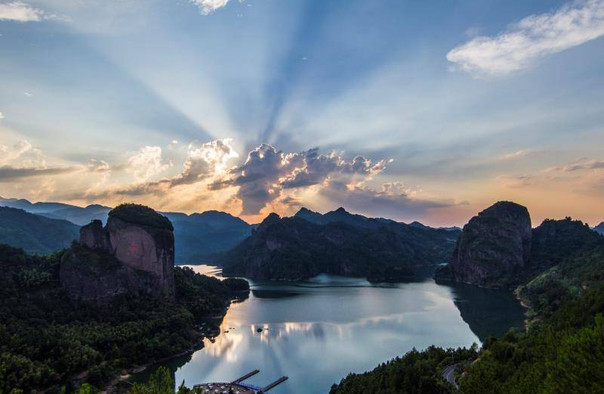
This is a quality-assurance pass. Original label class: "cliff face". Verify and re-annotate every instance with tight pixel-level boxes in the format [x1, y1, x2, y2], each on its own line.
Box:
[435, 202, 603, 289]
[60, 204, 175, 302]
[80, 219, 109, 251]
[437, 201, 532, 288]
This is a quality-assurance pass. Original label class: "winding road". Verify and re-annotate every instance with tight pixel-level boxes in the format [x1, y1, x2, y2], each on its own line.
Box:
[442, 364, 459, 389]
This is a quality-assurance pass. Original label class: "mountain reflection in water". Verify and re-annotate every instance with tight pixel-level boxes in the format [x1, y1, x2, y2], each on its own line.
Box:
[144, 266, 524, 393]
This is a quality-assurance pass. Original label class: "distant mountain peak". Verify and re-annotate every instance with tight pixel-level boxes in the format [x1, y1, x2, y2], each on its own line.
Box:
[295, 207, 315, 214]
[409, 221, 427, 229]
[262, 212, 281, 223]
[257, 212, 281, 232]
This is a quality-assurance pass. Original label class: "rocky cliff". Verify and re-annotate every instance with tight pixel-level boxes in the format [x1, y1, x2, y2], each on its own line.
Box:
[60, 204, 175, 302]
[435, 201, 532, 288]
[435, 202, 604, 289]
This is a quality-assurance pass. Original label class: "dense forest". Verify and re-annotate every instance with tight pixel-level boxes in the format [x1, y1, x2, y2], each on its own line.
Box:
[0, 243, 248, 392]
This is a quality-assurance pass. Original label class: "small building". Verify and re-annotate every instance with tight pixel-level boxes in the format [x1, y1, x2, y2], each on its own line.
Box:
[193, 370, 288, 394]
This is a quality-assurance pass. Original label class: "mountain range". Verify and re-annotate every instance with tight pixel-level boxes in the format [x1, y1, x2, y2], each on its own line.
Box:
[0, 196, 252, 262]
[0, 197, 460, 269]
[221, 207, 461, 282]
[0, 207, 80, 254]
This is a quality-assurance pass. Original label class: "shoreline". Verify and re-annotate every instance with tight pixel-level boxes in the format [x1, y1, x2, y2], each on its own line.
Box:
[105, 339, 204, 392]
[99, 301, 238, 392]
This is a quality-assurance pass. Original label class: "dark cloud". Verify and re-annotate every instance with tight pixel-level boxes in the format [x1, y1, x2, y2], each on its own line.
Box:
[0, 165, 79, 182]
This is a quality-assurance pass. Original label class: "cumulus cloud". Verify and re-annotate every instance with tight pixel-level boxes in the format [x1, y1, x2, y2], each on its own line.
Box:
[211, 144, 392, 215]
[82, 139, 238, 199]
[66, 140, 452, 219]
[172, 139, 238, 186]
[447, 0, 604, 76]
[0, 140, 42, 166]
[0, 112, 4, 120]
[189, 0, 244, 15]
[127, 146, 171, 181]
[0, 1, 55, 22]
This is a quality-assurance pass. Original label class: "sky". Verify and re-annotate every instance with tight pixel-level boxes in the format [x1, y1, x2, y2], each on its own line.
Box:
[0, 0, 603, 226]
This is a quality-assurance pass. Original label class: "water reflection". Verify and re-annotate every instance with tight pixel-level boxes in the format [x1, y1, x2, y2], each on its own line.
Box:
[449, 283, 525, 341]
[150, 267, 524, 394]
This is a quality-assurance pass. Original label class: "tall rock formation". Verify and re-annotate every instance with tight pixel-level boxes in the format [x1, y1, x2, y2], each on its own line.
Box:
[436, 201, 532, 288]
[60, 204, 175, 302]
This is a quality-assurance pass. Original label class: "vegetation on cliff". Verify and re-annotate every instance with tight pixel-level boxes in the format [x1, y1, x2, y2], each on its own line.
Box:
[109, 204, 174, 231]
[0, 243, 248, 392]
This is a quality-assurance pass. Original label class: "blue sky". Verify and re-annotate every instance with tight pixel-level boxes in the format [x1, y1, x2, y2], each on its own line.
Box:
[1, 0, 603, 225]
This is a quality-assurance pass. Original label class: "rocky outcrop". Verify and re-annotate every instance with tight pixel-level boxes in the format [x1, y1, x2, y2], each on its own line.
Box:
[435, 201, 532, 288]
[434, 202, 604, 289]
[60, 204, 175, 302]
[80, 219, 109, 251]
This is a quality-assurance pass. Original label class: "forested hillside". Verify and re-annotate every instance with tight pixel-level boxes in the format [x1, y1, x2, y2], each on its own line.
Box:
[0, 244, 248, 392]
[0, 207, 79, 254]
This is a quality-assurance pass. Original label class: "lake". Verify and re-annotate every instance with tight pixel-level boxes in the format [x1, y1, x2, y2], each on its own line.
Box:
[139, 266, 525, 393]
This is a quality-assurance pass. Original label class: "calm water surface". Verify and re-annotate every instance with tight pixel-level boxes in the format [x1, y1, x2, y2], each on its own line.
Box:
[147, 265, 524, 393]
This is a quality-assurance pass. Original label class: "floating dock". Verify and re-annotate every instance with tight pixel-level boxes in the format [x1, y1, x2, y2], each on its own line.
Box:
[193, 370, 288, 394]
